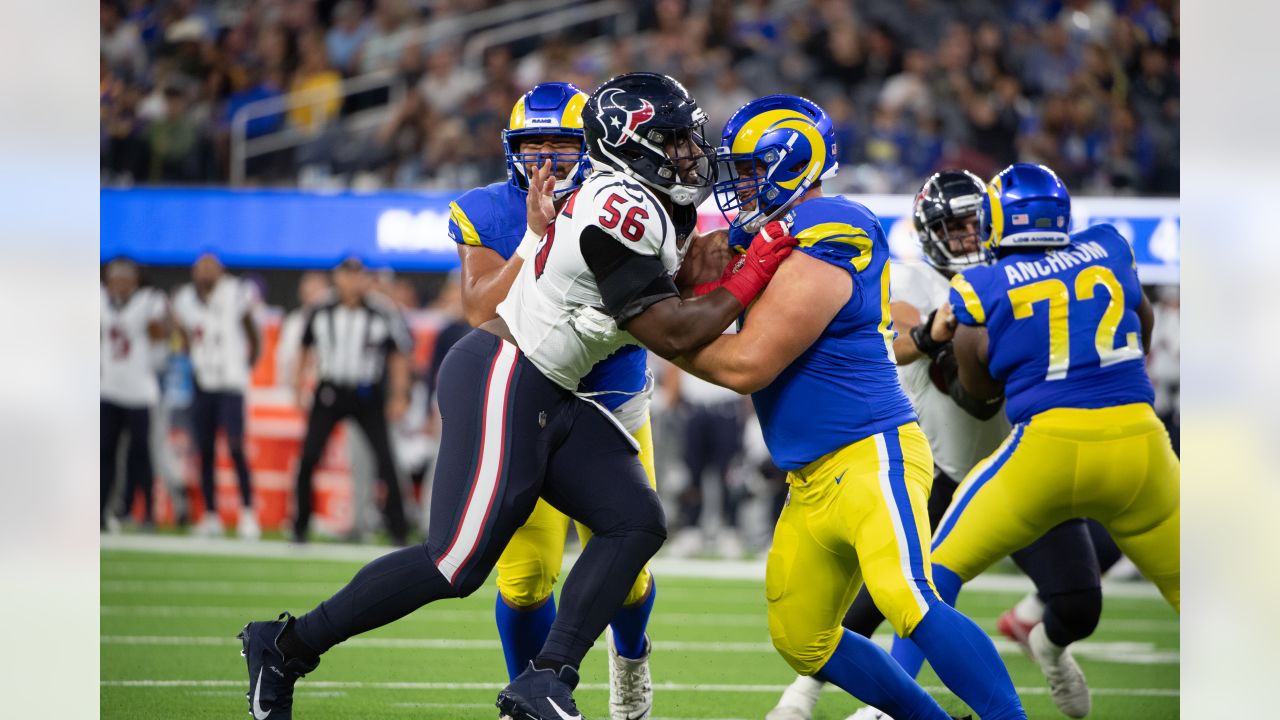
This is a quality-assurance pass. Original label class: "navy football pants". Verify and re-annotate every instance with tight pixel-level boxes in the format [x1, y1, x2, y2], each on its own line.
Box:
[294, 329, 667, 668]
[190, 387, 253, 511]
[101, 400, 153, 524]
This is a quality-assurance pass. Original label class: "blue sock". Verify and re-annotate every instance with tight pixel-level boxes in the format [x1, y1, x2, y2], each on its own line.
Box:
[889, 628, 927, 678]
[495, 592, 557, 681]
[608, 577, 656, 659]
[908, 566, 1026, 720]
[889, 564, 963, 676]
[815, 630, 950, 720]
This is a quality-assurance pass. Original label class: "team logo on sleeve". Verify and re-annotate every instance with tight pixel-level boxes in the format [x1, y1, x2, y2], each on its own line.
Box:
[595, 88, 656, 147]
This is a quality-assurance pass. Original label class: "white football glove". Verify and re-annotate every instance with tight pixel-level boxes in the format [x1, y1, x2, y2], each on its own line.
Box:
[570, 305, 621, 345]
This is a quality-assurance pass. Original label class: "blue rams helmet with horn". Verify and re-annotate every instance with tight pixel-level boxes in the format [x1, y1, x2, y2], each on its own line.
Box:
[714, 94, 839, 241]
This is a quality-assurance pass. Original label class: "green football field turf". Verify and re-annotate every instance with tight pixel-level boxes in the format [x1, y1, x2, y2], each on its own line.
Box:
[101, 545, 1178, 719]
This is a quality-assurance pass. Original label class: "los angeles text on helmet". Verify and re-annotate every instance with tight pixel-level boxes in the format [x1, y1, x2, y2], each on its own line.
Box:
[1002, 241, 1110, 286]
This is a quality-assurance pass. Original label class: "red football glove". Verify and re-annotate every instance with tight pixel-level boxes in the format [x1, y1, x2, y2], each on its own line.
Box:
[692, 252, 744, 297]
[693, 221, 795, 298]
[719, 221, 797, 307]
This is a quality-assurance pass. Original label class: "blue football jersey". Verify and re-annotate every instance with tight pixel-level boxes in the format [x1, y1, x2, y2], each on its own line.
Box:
[448, 181, 529, 259]
[751, 196, 918, 471]
[949, 224, 1155, 424]
[447, 182, 647, 412]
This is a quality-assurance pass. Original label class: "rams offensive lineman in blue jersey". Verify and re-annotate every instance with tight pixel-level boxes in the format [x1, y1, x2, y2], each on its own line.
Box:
[888, 163, 1180, 714]
[447, 82, 659, 720]
[677, 95, 1026, 720]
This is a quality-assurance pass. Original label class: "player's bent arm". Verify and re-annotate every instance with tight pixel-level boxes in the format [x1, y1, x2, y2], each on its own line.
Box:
[293, 346, 315, 408]
[952, 323, 1004, 402]
[579, 225, 747, 360]
[1138, 291, 1154, 354]
[243, 312, 261, 367]
[890, 301, 925, 365]
[624, 289, 754, 360]
[676, 253, 850, 394]
[674, 229, 731, 295]
[458, 244, 523, 328]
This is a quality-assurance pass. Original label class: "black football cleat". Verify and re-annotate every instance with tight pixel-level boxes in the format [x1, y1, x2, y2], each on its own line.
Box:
[496, 662, 585, 720]
[238, 612, 319, 720]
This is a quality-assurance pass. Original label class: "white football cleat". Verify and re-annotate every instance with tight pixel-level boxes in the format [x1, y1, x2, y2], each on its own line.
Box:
[195, 512, 222, 538]
[846, 707, 894, 720]
[1029, 623, 1091, 718]
[715, 529, 746, 560]
[238, 508, 261, 540]
[766, 675, 824, 720]
[665, 527, 705, 558]
[607, 626, 652, 720]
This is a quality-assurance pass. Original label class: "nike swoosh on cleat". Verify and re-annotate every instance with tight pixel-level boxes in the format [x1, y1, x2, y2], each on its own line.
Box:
[252, 667, 272, 719]
[547, 698, 582, 720]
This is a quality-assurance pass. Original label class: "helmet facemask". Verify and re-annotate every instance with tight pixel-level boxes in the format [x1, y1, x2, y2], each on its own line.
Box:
[594, 119, 717, 207]
[503, 130, 589, 201]
[715, 144, 817, 233]
[920, 194, 987, 271]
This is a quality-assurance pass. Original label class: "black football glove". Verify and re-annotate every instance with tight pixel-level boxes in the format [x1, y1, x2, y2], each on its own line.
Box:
[910, 309, 949, 361]
[929, 343, 1005, 421]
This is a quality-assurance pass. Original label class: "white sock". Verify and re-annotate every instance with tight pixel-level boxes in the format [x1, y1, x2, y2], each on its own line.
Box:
[1014, 590, 1045, 624]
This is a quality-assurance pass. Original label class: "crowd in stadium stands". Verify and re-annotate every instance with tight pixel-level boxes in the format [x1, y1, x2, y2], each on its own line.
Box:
[101, 0, 1179, 196]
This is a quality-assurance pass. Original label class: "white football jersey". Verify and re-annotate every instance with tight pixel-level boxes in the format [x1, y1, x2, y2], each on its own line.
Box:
[499, 169, 680, 403]
[101, 286, 167, 407]
[889, 260, 1011, 480]
[173, 276, 260, 392]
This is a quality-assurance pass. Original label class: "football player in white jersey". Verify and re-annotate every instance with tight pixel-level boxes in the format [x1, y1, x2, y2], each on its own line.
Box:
[172, 253, 262, 539]
[101, 258, 169, 530]
[237, 72, 797, 720]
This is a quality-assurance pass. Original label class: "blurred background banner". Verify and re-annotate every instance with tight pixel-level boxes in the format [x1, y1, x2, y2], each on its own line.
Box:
[102, 188, 1180, 282]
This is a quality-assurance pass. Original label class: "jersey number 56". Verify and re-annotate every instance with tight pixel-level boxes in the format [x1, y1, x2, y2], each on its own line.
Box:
[599, 193, 648, 243]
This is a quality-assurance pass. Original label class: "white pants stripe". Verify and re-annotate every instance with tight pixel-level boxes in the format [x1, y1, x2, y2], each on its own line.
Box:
[435, 341, 519, 585]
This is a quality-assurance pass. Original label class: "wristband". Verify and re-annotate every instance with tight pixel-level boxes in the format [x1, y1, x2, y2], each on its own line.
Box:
[515, 225, 543, 261]
[693, 280, 722, 297]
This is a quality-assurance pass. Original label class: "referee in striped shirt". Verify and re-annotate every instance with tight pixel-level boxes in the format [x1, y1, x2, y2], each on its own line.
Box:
[293, 257, 411, 544]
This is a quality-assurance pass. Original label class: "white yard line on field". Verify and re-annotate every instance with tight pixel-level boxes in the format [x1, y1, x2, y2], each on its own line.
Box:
[97, 604, 1178, 633]
[101, 634, 1179, 665]
[100, 678, 1180, 697]
[102, 534, 1165, 600]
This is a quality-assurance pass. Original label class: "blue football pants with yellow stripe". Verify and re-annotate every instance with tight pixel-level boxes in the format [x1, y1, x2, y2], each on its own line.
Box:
[493, 416, 658, 677]
[768, 422, 1024, 719]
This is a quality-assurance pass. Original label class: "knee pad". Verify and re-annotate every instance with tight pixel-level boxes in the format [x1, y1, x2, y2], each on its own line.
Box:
[495, 558, 557, 608]
[769, 622, 841, 676]
[1042, 587, 1102, 645]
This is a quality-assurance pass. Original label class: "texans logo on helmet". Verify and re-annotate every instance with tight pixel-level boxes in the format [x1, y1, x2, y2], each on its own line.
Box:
[596, 88, 656, 147]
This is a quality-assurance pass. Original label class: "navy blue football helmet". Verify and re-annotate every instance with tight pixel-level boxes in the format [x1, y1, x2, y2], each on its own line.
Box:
[583, 72, 717, 208]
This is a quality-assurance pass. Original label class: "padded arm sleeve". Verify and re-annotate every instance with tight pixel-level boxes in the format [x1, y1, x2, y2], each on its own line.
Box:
[580, 225, 679, 325]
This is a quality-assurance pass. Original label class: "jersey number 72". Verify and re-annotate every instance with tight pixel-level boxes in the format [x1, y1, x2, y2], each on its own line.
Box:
[1007, 265, 1143, 381]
